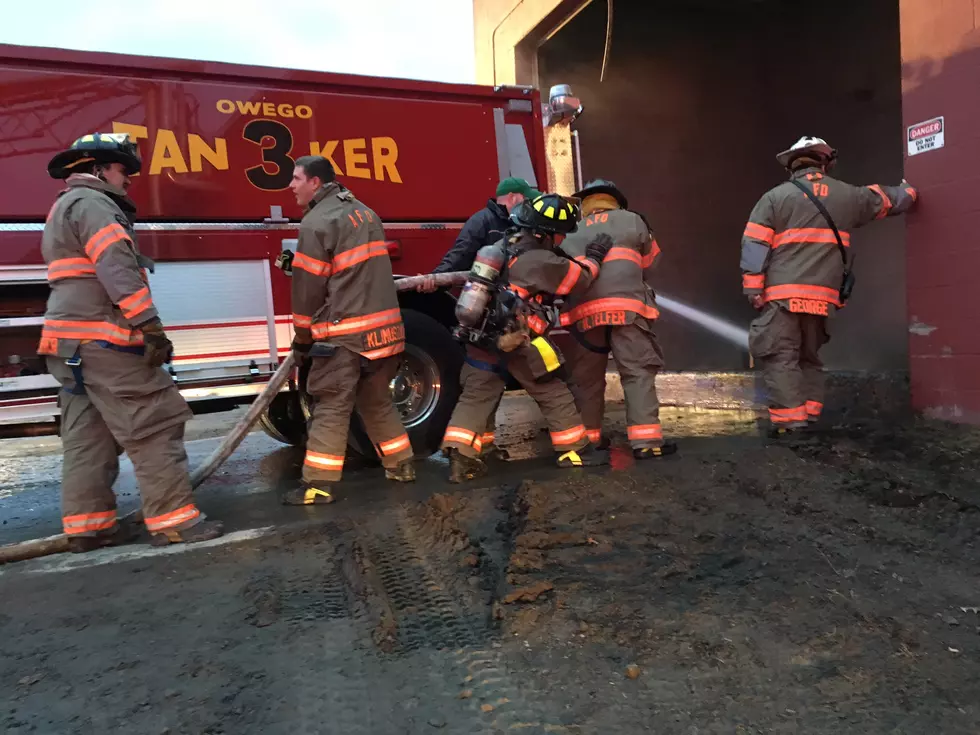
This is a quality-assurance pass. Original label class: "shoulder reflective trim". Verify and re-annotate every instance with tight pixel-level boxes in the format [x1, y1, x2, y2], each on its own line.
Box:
[743, 222, 774, 245]
[84, 223, 128, 262]
[763, 283, 841, 307]
[772, 228, 850, 248]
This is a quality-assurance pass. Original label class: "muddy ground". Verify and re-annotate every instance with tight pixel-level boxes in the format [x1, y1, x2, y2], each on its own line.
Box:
[2, 412, 980, 734]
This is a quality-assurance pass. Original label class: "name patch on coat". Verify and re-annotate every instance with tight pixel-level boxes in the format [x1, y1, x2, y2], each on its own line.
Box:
[579, 311, 627, 330]
[363, 324, 405, 349]
[788, 298, 829, 316]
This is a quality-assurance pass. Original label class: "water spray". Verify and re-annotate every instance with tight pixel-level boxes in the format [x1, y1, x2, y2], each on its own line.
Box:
[655, 292, 750, 351]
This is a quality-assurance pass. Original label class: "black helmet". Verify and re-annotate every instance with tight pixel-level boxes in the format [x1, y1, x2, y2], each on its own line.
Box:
[510, 193, 580, 235]
[573, 178, 628, 210]
[48, 132, 142, 179]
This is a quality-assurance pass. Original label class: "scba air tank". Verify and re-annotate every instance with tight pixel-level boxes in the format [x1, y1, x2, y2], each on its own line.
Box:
[455, 244, 506, 327]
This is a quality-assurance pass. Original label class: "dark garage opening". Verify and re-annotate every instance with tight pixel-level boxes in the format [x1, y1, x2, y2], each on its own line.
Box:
[538, 0, 905, 373]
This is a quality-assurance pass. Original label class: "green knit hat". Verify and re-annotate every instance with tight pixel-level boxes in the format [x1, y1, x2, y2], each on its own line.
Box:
[496, 177, 540, 199]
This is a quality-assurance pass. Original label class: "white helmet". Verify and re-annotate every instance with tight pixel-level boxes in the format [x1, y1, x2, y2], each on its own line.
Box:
[776, 136, 837, 168]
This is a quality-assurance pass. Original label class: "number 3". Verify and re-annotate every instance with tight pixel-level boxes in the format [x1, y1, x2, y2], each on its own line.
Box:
[243, 120, 295, 191]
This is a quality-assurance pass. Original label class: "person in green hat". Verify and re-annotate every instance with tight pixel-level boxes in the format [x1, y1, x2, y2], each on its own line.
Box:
[421, 177, 541, 285]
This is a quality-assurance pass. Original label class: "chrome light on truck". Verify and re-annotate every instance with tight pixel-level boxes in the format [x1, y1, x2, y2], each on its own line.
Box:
[545, 84, 583, 126]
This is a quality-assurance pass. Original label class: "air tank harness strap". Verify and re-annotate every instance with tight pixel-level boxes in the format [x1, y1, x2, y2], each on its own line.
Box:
[63, 341, 146, 395]
[570, 325, 612, 355]
[464, 355, 503, 374]
[64, 351, 85, 395]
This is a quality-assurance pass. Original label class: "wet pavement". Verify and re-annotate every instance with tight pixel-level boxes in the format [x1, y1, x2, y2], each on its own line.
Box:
[4, 394, 980, 733]
[0, 393, 761, 548]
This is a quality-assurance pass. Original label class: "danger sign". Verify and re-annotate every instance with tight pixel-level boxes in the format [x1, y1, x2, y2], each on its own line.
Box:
[907, 116, 944, 156]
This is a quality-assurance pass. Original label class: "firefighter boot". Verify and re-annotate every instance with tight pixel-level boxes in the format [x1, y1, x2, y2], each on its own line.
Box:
[67, 515, 142, 554]
[448, 449, 488, 484]
[482, 444, 511, 462]
[385, 460, 416, 483]
[556, 444, 610, 468]
[281, 484, 335, 506]
[633, 441, 679, 460]
[149, 520, 225, 547]
[767, 422, 809, 440]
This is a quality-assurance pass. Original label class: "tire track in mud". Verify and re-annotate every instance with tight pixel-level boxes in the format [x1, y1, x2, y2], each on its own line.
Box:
[242, 489, 568, 733]
[388, 495, 570, 734]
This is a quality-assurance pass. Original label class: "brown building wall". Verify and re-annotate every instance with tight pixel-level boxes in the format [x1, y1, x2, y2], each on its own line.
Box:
[900, 0, 980, 421]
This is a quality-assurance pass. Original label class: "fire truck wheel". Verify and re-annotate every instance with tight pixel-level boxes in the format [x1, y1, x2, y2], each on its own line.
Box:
[348, 308, 463, 459]
[257, 390, 307, 446]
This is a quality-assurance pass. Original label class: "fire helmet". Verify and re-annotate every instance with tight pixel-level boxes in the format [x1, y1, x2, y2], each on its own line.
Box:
[572, 178, 628, 210]
[776, 136, 837, 169]
[48, 132, 142, 179]
[510, 193, 580, 235]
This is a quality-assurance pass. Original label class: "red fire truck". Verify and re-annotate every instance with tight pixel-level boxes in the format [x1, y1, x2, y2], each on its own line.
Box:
[0, 44, 564, 457]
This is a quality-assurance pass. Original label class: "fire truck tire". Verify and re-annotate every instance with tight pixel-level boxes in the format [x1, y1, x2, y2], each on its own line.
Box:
[257, 390, 307, 446]
[259, 310, 462, 460]
[348, 308, 463, 459]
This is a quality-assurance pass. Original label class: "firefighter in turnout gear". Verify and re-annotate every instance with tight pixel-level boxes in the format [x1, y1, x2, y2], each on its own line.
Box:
[561, 180, 676, 459]
[285, 156, 414, 505]
[41, 132, 224, 551]
[442, 193, 613, 483]
[742, 137, 919, 434]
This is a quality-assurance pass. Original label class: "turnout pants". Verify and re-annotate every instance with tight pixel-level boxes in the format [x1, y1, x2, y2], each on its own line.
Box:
[749, 303, 829, 426]
[47, 342, 203, 538]
[566, 317, 666, 449]
[442, 345, 588, 459]
[303, 348, 413, 484]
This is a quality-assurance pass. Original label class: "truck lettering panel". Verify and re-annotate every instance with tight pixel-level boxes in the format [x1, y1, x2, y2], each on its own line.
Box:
[1, 71, 504, 222]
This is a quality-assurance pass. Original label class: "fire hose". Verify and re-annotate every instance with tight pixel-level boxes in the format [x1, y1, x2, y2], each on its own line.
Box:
[0, 271, 469, 565]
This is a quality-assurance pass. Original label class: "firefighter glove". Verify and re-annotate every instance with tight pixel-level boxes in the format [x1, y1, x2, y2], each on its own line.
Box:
[140, 318, 174, 367]
[585, 233, 614, 265]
